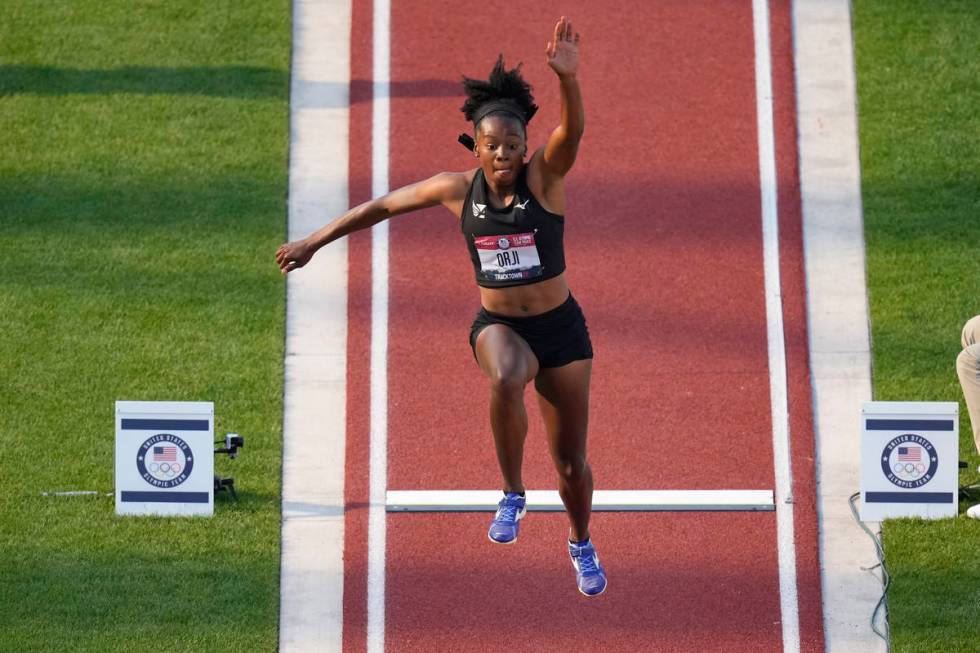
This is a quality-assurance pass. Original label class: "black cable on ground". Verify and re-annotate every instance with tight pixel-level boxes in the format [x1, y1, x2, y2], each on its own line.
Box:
[848, 492, 891, 650]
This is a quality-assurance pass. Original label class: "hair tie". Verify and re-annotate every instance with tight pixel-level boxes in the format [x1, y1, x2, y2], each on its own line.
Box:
[458, 133, 476, 150]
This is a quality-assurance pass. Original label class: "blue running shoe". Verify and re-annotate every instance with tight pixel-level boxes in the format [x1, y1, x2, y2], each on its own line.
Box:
[487, 492, 526, 544]
[568, 538, 607, 596]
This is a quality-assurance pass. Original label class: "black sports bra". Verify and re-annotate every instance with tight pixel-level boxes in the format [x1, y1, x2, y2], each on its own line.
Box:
[460, 166, 565, 288]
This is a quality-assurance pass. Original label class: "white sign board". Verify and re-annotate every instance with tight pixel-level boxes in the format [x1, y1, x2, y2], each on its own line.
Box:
[115, 401, 214, 516]
[860, 401, 959, 521]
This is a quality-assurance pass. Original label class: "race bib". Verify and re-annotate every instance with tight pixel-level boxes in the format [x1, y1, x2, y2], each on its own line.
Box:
[473, 232, 543, 281]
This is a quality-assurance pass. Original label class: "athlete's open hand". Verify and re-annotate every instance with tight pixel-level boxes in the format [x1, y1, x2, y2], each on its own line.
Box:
[275, 239, 315, 274]
[546, 16, 580, 78]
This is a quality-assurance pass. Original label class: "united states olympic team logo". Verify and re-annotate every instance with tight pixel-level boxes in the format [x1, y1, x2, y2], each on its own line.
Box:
[880, 434, 938, 488]
[136, 433, 194, 488]
[497, 237, 511, 250]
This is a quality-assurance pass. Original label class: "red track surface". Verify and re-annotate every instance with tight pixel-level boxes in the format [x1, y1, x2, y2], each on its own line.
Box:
[343, 1, 822, 651]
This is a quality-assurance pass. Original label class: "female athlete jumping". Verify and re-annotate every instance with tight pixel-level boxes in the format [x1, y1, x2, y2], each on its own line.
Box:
[275, 16, 606, 596]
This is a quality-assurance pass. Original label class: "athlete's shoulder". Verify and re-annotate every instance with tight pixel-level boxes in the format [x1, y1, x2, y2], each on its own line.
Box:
[425, 169, 477, 199]
[525, 148, 552, 177]
[425, 169, 479, 219]
[524, 148, 548, 187]
[524, 149, 565, 215]
[457, 168, 479, 187]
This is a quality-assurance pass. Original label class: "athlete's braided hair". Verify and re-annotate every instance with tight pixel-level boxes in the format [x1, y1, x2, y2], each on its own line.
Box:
[458, 55, 538, 150]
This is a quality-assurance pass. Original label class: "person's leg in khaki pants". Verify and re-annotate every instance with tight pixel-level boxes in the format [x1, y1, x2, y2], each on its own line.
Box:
[956, 315, 980, 517]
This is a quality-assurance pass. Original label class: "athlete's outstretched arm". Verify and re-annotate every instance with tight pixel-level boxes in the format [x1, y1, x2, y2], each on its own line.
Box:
[275, 172, 467, 273]
[541, 16, 584, 178]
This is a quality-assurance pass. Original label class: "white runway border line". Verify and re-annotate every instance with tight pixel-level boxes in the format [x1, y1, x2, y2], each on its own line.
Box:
[752, 0, 801, 651]
[366, 1, 390, 653]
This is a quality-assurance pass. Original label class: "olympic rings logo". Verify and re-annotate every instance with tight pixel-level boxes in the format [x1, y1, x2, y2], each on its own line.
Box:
[147, 462, 183, 476]
[880, 434, 938, 489]
[136, 434, 195, 488]
[891, 462, 926, 475]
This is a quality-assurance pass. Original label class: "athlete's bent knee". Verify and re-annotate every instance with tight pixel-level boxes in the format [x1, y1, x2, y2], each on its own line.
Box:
[490, 370, 527, 400]
[555, 454, 589, 482]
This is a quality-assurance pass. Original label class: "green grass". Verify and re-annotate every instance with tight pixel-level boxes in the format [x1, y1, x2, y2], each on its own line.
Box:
[0, 2, 290, 651]
[854, 1, 980, 651]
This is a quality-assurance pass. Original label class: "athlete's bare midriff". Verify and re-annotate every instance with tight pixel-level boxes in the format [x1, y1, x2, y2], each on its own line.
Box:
[478, 274, 570, 316]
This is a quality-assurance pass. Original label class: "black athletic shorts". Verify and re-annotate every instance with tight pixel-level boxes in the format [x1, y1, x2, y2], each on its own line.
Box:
[469, 292, 593, 369]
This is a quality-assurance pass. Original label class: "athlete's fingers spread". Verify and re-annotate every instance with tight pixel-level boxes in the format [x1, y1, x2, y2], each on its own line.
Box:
[553, 17, 564, 45]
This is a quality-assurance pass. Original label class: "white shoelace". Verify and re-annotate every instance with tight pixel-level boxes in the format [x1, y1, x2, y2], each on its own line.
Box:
[494, 500, 521, 523]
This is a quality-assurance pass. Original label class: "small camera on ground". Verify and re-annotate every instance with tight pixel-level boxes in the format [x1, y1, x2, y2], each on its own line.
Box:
[214, 433, 245, 499]
[215, 433, 244, 459]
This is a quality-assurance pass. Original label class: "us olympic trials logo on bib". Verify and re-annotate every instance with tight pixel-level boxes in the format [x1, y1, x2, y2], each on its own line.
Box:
[880, 434, 938, 488]
[136, 433, 194, 488]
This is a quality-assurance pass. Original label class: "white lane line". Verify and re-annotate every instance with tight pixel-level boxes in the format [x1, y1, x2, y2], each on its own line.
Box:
[280, 1, 351, 652]
[367, 0, 390, 651]
[387, 489, 775, 512]
[752, 0, 801, 651]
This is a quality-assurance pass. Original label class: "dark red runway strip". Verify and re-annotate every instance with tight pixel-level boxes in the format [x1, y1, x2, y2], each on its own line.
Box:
[343, 1, 823, 651]
[341, 0, 374, 650]
[769, 1, 824, 648]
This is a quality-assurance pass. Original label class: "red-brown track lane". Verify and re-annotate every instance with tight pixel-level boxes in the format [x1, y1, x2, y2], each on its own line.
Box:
[341, 0, 373, 650]
[386, 0, 774, 494]
[769, 1, 824, 649]
[342, 1, 823, 651]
